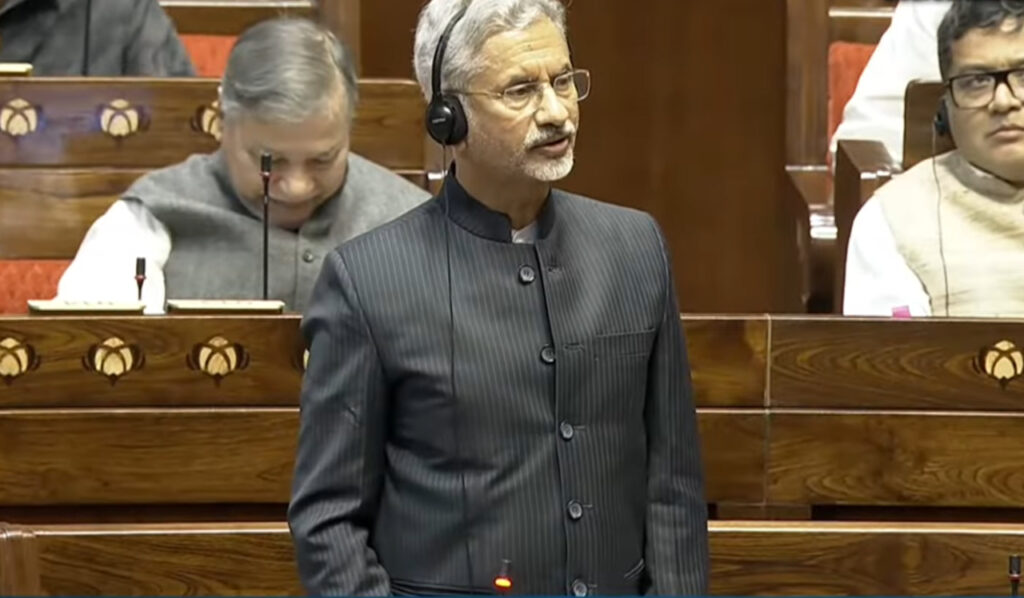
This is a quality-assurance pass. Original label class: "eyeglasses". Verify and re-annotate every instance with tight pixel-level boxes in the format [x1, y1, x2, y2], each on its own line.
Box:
[452, 69, 591, 112]
[947, 67, 1024, 108]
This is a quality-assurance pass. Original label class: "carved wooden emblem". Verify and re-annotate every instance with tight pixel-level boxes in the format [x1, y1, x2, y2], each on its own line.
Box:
[0, 98, 39, 137]
[82, 337, 145, 385]
[191, 100, 221, 141]
[0, 337, 40, 385]
[98, 99, 145, 138]
[975, 340, 1024, 389]
[187, 336, 249, 385]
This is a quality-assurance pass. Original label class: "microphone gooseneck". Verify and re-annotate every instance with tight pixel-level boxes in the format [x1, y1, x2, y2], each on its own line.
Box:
[260, 153, 272, 301]
[82, 0, 92, 76]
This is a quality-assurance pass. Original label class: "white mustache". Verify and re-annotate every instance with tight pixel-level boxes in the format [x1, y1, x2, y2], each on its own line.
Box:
[526, 124, 577, 149]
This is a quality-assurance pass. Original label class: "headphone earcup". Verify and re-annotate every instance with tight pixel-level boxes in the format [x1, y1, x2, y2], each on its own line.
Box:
[426, 95, 468, 145]
[444, 95, 468, 145]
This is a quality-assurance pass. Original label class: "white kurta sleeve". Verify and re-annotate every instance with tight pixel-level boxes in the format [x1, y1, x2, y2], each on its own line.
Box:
[829, 0, 949, 165]
[843, 199, 932, 317]
[56, 199, 171, 314]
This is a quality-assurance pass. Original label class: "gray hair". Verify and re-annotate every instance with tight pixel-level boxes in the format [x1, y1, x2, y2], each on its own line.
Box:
[221, 17, 360, 123]
[938, 0, 1024, 80]
[413, 0, 568, 101]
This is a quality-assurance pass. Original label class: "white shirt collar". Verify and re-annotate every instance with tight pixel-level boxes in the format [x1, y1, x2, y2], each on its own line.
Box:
[511, 221, 538, 244]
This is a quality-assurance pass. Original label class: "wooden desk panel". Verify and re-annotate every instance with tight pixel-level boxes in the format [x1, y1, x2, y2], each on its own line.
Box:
[768, 411, 1024, 508]
[35, 523, 300, 596]
[685, 316, 767, 408]
[24, 521, 1024, 596]
[699, 410, 766, 505]
[710, 521, 1024, 596]
[0, 409, 296, 506]
[771, 317, 1024, 410]
[0, 316, 302, 407]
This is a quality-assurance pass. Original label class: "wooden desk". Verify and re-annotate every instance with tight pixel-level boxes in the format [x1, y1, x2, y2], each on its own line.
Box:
[3, 314, 1024, 595]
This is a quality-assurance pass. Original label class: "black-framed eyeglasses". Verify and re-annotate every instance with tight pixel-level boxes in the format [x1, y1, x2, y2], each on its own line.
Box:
[947, 67, 1024, 108]
[452, 69, 591, 112]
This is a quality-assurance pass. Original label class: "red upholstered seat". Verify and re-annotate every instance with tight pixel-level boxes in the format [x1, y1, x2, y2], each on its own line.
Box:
[0, 260, 69, 314]
[181, 34, 237, 78]
[828, 41, 878, 145]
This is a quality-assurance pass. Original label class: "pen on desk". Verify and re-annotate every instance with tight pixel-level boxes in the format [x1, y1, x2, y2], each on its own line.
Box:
[135, 257, 146, 302]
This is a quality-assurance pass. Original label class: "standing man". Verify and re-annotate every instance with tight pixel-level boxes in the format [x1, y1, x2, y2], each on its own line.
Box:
[289, 0, 709, 595]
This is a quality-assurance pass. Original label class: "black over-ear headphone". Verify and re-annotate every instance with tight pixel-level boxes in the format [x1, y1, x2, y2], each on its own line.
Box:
[426, 5, 470, 145]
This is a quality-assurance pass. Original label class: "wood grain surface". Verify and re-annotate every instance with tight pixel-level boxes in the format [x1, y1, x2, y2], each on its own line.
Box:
[768, 411, 1024, 507]
[771, 317, 1024, 410]
[710, 521, 1024, 595]
[21, 521, 1024, 596]
[0, 409, 297, 505]
[683, 317, 767, 408]
[34, 523, 300, 596]
[699, 410, 766, 504]
[0, 316, 304, 407]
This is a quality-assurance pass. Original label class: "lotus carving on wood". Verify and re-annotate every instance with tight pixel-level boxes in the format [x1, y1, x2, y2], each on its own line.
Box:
[191, 100, 221, 141]
[83, 337, 145, 385]
[98, 98, 145, 138]
[0, 98, 39, 137]
[187, 336, 249, 385]
[975, 340, 1024, 389]
[0, 337, 40, 385]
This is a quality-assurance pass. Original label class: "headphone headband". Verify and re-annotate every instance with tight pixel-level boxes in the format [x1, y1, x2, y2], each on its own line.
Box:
[431, 5, 470, 102]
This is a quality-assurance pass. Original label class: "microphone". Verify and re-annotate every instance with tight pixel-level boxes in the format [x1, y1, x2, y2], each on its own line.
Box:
[1010, 554, 1020, 597]
[260, 152, 272, 300]
[134, 257, 146, 302]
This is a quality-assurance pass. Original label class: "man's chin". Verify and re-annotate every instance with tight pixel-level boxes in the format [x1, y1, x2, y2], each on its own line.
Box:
[269, 207, 315, 230]
[523, 152, 575, 182]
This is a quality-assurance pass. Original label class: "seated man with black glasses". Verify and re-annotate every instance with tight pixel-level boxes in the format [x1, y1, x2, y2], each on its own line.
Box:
[844, 0, 1024, 317]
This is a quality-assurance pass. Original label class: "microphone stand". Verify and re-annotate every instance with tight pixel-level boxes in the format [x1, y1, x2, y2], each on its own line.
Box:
[260, 153, 272, 300]
[162, 154, 285, 315]
[1011, 554, 1021, 597]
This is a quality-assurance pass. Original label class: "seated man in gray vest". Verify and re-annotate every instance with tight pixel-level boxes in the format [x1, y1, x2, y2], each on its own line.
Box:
[56, 17, 429, 313]
[844, 0, 1024, 317]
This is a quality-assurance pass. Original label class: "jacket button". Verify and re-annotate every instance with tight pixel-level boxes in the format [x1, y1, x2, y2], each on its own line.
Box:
[571, 579, 588, 597]
[518, 265, 536, 284]
[302, 250, 316, 263]
[540, 345, 556, 365]
[559, 421, 575, 440]
[567, 500, 583, 520]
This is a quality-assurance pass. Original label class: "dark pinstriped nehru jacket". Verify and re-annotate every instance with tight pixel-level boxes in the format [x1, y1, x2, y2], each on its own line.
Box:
[289, 172, 709, 596]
